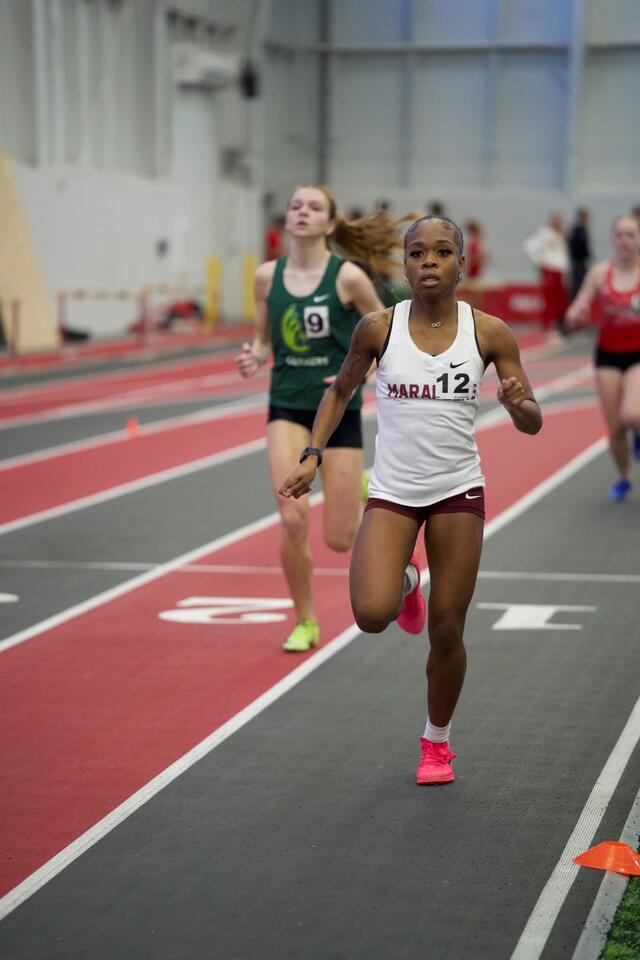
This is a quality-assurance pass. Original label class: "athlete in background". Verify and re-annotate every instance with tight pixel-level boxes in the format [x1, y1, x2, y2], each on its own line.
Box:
[566, 215, 640, 501]
[237, 184, 415, 652]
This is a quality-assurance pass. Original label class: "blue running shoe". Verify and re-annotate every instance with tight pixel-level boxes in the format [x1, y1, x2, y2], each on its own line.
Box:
[634, 433, 640, 461]
[609, 478, 631, 502]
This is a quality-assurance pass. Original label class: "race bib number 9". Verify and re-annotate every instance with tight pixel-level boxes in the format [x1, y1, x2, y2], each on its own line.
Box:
[303, 304, 330, 339]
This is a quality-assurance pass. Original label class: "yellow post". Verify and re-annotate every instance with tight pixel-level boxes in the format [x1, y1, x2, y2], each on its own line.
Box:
[243, 253, 257, 321]
[204, 256, 221, 330]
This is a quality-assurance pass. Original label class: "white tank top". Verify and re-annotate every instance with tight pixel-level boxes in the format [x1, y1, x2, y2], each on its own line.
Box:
[368, 299, 486, 507]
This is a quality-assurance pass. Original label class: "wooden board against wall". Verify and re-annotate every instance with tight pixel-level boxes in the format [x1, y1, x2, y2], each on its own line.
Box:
[0, 151, 57, 352]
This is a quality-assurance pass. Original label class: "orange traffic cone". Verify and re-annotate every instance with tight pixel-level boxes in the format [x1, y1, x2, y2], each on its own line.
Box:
[126, 416, 139, 438]
[573, 842, 640, 876]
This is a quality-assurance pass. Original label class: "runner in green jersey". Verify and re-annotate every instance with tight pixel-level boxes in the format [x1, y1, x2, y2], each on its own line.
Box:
[237, 184, 413, 652]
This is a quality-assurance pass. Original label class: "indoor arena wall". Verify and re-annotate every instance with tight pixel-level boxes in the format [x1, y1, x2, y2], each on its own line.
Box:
[264, 0, 640, 281]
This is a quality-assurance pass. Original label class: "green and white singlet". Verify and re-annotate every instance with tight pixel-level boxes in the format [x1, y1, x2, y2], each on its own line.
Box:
[267, 254, 362, 411]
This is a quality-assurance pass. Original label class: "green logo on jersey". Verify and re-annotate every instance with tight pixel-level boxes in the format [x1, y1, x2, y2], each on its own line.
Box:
[281, 305, 310, 353]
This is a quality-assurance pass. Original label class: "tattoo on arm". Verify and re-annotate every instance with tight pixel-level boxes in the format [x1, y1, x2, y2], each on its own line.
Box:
[345, 314, 390, 377]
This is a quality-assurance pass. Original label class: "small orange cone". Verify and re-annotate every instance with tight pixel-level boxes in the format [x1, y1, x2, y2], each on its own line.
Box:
[126, 416, 139, 438]
[573, 842, 640, 876]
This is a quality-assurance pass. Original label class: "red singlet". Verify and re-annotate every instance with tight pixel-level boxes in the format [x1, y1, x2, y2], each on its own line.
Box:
[596, 263, 640, 352]
[466, 238, 482, 279]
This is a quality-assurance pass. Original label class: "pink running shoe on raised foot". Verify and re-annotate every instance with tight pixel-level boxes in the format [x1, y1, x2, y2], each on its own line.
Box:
[397, 551, 426, 634]
[416, 738, 457, 785]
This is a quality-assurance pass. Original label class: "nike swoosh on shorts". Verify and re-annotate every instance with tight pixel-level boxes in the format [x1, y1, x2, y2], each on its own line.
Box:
[465, 492, 482, 499]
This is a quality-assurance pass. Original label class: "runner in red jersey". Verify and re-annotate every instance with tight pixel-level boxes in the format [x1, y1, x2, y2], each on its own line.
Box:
[566, 215, 640, 501]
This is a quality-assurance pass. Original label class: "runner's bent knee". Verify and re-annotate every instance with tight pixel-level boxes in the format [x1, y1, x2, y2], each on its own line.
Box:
[280, 502, 309, 543]
[352, 603, 394, 634]
[351, 593, 399, 633]
[429, 609, 466, 653]
[324, 517, 358, 553]
[620, 407, 640, 430]
[326, 532, 356, 553]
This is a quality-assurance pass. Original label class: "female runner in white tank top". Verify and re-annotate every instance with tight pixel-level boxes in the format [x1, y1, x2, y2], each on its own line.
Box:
[280, 216, 542, 786]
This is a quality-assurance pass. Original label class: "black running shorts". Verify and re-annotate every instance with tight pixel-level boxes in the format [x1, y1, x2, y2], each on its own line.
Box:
[267, 405, 363, 449]
[594, 346, 640, 373]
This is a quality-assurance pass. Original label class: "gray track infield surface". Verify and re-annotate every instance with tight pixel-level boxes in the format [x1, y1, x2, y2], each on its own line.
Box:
[0, 339, 245, 391]
[0, 416, 374, 639]
[0, 393, 268, 461]
[0, 440, 277, 638]
[0, 331, 589, 462]
[1, 438, 639, 957]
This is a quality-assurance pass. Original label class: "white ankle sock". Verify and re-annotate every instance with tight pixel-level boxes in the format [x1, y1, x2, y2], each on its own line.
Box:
[402, 562, 419, 597]
[424, 719, 451, 743]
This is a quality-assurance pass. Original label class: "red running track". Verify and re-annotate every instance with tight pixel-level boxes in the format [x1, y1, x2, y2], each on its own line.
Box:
[0, 329, 551, 424]
[0, 402, 605, 897]
[0, 374, 591, 527]
[0, 353, 270, 423]
[0, 408, 270, 526]
[0, 327, 255, 374]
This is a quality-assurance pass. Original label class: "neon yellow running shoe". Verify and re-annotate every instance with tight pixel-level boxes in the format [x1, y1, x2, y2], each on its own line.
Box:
[361, 469, 370, 504]
[283, 619, 319, 653]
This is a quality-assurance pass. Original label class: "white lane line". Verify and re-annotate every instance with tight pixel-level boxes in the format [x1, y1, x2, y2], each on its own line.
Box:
[0, 374, 269, 430]
[510, 695, 640, 960]
[534, 395, 597, 416]
[0, 559, 349, 576]
[0, 434, 608, 919]
[0, 395, 268, 472]
[0, 382, 267, 432]
[0, 437, 268, 539]
[571, 788, 640, 960]
[0, 346, 240, 400]
[0, 398, 376, 535]
[7, 562, 640, 584]
[479, 364, 593, 401]
[0, 494, 318, 655]
[481, 438, 607, 541]
[477, 364, 594, 430]
[0, 328, 559, 405]
[0, 560, 157, 572]
[0, 388, 590, 475]
[0, 360, 595, 535]
[0, 331, 574, 436]
[478, 570, 640, 584]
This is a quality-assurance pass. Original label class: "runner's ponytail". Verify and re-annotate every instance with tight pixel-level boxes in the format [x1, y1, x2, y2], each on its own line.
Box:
[295, 184, 420, 278]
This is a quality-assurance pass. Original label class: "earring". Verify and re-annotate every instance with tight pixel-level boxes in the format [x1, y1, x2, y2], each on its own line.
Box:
[457, 272, 463, 282]
[403, 276, 409, 283]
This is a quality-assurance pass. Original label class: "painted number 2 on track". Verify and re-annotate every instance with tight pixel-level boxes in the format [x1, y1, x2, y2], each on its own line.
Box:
[159, 596, 294, 625]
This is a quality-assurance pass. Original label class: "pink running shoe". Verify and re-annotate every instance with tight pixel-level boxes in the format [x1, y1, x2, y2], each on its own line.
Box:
[397, 551, 426, 634]
[416, 738, 457, 785]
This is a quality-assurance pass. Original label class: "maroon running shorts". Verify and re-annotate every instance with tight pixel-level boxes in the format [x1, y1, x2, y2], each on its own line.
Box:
[364, 486, 485, 525]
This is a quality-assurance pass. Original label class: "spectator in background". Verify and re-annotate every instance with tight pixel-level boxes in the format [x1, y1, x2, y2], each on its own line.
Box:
[265, 214, 286, 260]
[524, 212, 569, 331]
[426, 201, 446, 218]
[568, 208, 592, 300]
[464, 220, 488, 281]
[375, 198, 392, 215]
[632, 205, 640, 232]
